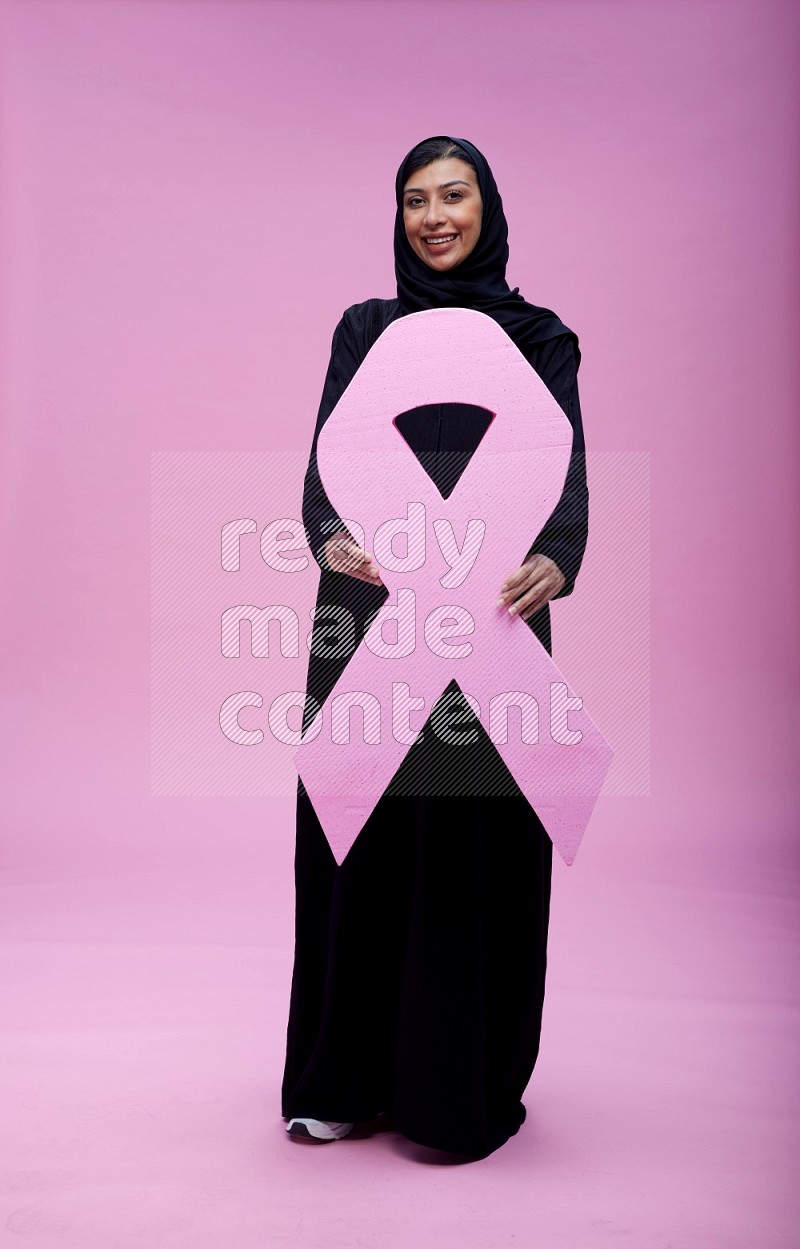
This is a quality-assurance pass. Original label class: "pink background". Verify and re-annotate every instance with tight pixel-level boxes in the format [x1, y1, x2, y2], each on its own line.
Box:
[1, 0, 798, 1245]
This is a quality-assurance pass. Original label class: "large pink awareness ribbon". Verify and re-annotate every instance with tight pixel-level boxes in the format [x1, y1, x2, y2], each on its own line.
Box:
[294, 308, 613, 867]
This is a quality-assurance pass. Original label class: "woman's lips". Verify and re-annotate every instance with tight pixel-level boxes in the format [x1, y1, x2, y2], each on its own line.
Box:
[423, 233, 458, 252]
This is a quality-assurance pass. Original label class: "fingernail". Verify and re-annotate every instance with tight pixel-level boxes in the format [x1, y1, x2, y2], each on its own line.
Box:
[495, 598, 504, 606]
[508, 605, 517, 615]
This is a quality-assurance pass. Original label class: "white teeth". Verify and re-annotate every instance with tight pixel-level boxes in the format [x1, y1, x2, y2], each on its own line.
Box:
[424, 235, 456, 244]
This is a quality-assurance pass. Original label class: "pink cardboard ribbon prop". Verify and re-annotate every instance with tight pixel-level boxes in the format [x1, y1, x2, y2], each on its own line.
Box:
[294, 308, 613, 866]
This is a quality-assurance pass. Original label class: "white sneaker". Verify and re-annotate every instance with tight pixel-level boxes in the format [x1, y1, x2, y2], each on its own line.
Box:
[286, 1117, 354, 1142]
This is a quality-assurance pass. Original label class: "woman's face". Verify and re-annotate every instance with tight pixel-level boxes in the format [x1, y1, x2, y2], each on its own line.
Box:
[402, 157, 482, 272]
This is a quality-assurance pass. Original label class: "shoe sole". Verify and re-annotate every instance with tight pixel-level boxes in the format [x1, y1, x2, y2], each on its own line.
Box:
[287, 1122, 336, 1143]
[286, 1119, 353, 1142]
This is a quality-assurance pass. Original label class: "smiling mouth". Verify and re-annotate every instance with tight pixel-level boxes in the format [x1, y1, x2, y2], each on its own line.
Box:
[423, 234, 458, 246]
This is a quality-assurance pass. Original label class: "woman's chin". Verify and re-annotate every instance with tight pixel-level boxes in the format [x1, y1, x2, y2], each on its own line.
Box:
[423, 252, 462, 272]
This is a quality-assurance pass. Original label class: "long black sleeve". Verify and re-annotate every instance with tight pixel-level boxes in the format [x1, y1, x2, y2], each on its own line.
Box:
[301, 310, 364, 569]
[524, 334, 589, 600]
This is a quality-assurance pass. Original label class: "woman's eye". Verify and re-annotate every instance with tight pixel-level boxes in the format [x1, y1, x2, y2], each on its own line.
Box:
[405, 191, 464, 209]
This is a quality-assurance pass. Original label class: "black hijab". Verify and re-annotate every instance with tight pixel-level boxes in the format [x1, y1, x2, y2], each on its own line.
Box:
[394, 134, 580, 366]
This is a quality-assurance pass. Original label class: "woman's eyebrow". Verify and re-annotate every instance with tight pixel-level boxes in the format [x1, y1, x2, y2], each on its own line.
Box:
[403, 179, 472, 195]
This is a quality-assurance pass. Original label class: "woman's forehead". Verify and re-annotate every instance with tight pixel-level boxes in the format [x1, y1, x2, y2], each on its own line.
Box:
[402, 157, 478, 193]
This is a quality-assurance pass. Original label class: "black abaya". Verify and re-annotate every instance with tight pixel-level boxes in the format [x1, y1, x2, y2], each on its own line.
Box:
[281, 297, 589, 1158]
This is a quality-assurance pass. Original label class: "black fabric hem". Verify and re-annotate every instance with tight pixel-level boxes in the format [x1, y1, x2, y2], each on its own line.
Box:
[391, 1102, 527, 1160]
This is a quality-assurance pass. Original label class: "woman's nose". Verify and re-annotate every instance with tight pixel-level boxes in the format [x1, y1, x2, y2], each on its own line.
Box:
[423, 200, 444, 228]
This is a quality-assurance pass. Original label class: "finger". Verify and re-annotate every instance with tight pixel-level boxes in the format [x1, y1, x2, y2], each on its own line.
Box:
[356, 568, 384, 584]
[509, 576, 557, 616]
[496, 565, 530, 605]
[352, 547, 381, 580]
[363, 553, 383, 584]
[328, 546, 358, 575]
[333, 538, 361, 558]
[350, 565, 383, 584]
[346, 550, 382, 583]
[497, 555, 552, 601]
[336, 541, 370, 574]
[498, 562, 530, 593]
[516, 579, 561, 618]
[323, 530, 381, 582]
[519, 597, 550, 621]
[331, 542, 382, 583]
[498, 563, 549, 607]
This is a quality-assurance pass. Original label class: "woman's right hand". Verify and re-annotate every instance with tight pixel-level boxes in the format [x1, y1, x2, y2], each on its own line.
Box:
[322, 530, 383, 585]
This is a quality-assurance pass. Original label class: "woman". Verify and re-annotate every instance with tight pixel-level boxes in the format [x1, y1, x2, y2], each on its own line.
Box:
[282, 136, 589, 1159]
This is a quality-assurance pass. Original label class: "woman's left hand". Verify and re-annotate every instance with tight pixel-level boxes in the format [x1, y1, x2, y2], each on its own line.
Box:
[496, 554, 566, 621]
